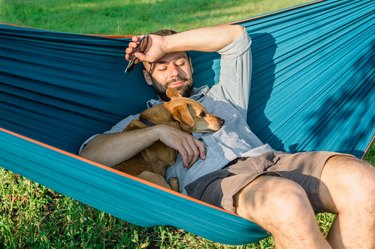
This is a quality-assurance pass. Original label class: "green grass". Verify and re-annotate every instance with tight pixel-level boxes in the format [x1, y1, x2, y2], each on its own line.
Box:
[0, 0, 374, 248]
[1, 0, 312, 35]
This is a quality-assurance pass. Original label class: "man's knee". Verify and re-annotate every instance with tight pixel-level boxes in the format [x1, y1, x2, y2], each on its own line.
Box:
[320, 155, 375, 213]
[235, 176, 314, 227]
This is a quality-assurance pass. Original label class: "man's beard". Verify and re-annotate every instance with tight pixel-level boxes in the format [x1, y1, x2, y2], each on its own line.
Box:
[151, 77, 193, 101]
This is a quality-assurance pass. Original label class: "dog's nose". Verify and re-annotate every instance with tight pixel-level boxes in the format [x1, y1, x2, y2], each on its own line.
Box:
[219, 118, 225, 126]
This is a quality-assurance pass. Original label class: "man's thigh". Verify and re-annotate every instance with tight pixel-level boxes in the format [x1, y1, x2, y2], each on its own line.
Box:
[233, 175, 314, 226]
[186, 151, 353, 213]
[268, 151, 347, 213]
[319, 155, 375, 213]
[185, 152, 280, 212]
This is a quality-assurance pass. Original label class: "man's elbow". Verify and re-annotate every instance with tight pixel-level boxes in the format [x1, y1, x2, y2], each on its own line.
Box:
[78, 134, 105, 160]
[228, 24, 245, 37]
[79, 146, 95, 161]
[222, 24, 245, 44]
[79, 137, 102, 160]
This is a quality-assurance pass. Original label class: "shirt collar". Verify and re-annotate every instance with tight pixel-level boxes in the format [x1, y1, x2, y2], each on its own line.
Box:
[146, 85, 209, 108]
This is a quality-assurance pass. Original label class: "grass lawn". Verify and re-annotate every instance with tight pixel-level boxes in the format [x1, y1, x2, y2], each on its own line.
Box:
[1, 0, 374, 248]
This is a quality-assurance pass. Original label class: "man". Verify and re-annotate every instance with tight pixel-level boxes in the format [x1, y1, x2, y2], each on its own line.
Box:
[80, 24, 375, 249]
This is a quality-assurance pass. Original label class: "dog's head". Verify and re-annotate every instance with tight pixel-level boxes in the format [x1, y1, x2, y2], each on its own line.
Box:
[163, 88, 225, 133]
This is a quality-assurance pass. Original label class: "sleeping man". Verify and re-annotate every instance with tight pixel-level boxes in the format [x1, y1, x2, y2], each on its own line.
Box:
[80, 24, 375, 249]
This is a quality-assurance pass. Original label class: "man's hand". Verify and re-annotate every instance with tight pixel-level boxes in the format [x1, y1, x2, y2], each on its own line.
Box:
[125, 34, 167, 64]
[154, 124, 206, 168]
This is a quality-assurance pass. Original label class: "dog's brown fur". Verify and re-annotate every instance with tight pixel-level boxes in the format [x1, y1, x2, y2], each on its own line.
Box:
[113, 88, 224, 191]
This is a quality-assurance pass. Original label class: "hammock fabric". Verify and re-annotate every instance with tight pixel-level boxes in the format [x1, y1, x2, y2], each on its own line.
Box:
[1, 0, 374, 245]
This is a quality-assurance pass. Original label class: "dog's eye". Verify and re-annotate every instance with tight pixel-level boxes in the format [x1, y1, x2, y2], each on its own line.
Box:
[199, 111, 206, 118]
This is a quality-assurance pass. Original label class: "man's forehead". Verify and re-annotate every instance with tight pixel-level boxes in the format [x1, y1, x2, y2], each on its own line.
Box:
[155, 52, 188, 64]
[143, 52, 188, 72]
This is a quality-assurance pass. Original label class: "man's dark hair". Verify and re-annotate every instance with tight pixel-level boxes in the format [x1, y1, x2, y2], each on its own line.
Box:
[150, 29, 178, 36]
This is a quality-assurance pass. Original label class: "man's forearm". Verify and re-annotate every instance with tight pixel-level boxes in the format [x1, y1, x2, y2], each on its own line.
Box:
[79, 126, 159, 167]
[80, 123, 206, 168]
[165, 24, 245, 53]
[127, 24, 245, 64]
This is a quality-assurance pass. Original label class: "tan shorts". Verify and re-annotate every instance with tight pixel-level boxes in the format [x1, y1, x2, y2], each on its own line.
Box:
[185, 151, 352, 213]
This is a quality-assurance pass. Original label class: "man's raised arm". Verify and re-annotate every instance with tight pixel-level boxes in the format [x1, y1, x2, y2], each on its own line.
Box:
[126, 24, 245, 64]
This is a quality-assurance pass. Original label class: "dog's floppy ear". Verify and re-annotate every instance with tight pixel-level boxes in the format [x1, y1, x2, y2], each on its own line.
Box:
[166, 87, 182, 100]
[171, 104, 194, 128]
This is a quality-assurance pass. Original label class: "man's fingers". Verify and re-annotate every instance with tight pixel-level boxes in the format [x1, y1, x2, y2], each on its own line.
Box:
[179, 147, 190, 168]
[125, 47, 134, 61]
[184, 138, 200, 168]
[196, 140, 206, 160]
[156, 125, 206, 168]
[125, 36, 146, 61]
[181, 137, 206, 168]
[133, 52, 146, 62]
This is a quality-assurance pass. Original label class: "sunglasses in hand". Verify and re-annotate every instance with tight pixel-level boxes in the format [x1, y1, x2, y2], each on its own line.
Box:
[124, 35, 149, 73]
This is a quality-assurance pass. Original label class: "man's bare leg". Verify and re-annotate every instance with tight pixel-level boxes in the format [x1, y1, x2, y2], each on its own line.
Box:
[319, 156, 375, 249]
[235, 176, 331, 249]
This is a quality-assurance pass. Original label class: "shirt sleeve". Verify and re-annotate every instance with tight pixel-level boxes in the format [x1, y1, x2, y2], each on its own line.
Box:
[209, 29, 252, 118]
[78, 114, 139, 154]
[103, 114, 140, 134]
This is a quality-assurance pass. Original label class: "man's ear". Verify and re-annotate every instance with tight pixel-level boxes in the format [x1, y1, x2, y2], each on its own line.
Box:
[143, 69, 153, 86]
[172, 104, 194, 128]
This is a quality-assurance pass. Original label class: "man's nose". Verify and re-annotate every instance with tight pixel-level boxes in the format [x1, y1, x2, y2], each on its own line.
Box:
[168, 63, 179, 77]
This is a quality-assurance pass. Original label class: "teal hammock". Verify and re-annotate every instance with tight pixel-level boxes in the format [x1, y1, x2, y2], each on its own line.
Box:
[1, 0, 374, 245]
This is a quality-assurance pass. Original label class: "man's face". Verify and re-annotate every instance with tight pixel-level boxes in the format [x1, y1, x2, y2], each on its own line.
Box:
[143, 52, 193, 101]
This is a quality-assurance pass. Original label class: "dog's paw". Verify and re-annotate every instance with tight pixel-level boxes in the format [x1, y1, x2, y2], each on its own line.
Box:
[169, 177, 179, 192]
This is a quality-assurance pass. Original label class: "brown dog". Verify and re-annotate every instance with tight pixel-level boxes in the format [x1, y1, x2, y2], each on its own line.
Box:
[113, 87, 224, 191]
